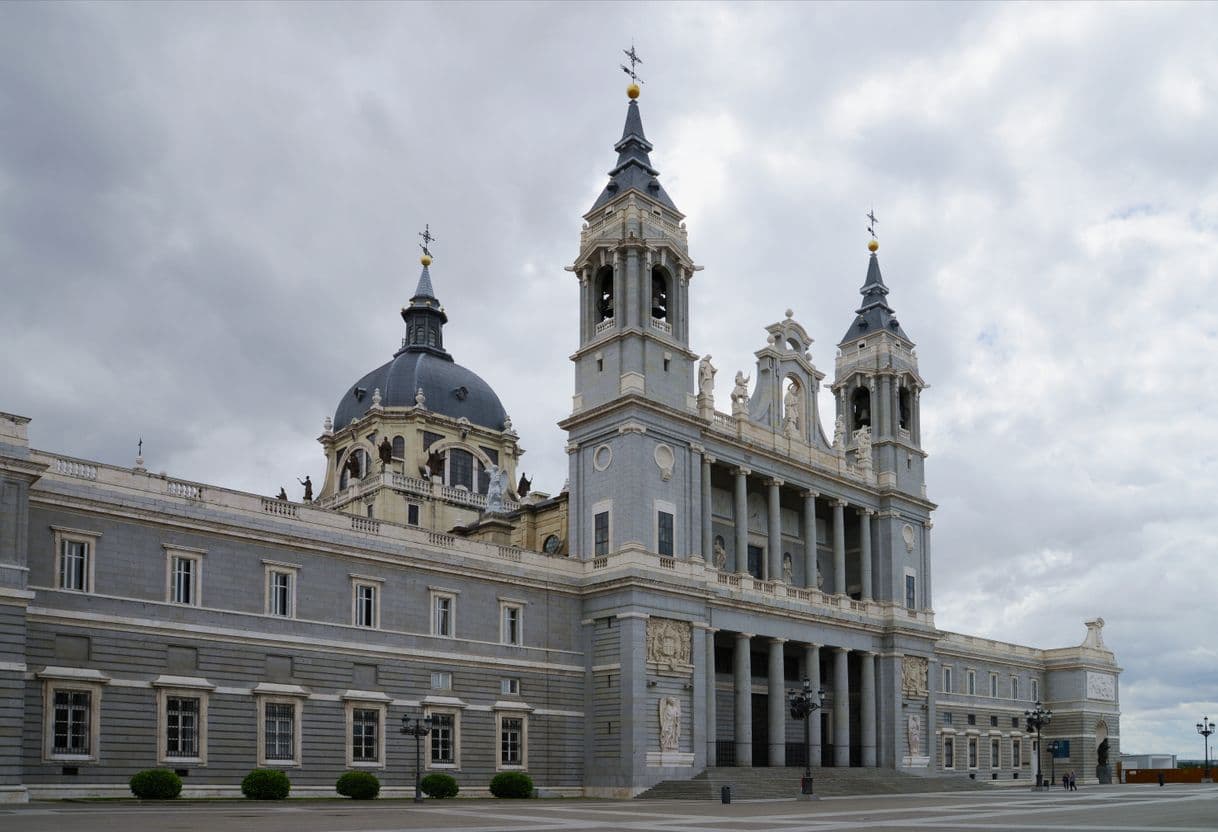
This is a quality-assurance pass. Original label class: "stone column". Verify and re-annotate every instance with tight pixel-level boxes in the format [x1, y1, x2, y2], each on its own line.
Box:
[768, 638, 787, 767]
[833, 647, 850, 766]
[767, 479, 783, 582]
[706, 628, 718, 765]
[832, 500, 847, 595]
[861, 651, 877, 767]
[859, 508, 873, 601]
[734, 468, 749, 575]
[701, 455, 714, 565]
[880, 376, 892, 437]
[913, 389, 921, 445]
[802, 491, 818, 589]
[804, 644, 822, 766]
[734, 632, 753, 766]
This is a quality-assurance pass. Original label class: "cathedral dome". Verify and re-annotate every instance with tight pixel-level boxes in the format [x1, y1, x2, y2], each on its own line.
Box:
[333, 349, 507, 431]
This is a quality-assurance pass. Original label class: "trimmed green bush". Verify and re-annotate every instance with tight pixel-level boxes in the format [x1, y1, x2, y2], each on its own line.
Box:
[489, 770, 534, 798]
[129, 768, 183, 799]
[420, 772, 459, 799]
[336, 770, 381, 800]
[241, 768, 291, 800]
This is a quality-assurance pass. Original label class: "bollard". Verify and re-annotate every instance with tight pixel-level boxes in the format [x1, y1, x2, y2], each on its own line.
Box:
[721, 785, 731, 804]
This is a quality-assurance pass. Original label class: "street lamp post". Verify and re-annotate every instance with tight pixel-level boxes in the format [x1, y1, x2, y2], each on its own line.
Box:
[1024, 701, 1053, 790]
[1198, 716, 1215, 783]
[788, 678, 826, 798]
[400, 712, 434, 803]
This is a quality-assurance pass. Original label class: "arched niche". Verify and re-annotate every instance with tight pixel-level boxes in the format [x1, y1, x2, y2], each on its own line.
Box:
[650, 265, 670, 321]
[595, 265, 614, 322]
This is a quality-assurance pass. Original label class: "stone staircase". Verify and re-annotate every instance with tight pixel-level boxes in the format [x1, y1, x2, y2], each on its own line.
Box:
[635, 766, 992, 800]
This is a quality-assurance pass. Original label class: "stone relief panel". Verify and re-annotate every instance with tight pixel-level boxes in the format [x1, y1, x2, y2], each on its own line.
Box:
[1086, 671, 1116, 702]
[901, 656, 929, 698]
[653, 443, 675, 482]
[646, 618, 692, 672]
[658, 696, 681, 752]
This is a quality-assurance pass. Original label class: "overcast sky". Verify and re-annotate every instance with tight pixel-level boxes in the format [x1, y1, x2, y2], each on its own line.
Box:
[3, 2, 1216, 759]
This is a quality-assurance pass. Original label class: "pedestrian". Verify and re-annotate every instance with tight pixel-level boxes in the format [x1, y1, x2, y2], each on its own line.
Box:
[1062, 772, 1068, 790]
[1069, 770, 1077, 791]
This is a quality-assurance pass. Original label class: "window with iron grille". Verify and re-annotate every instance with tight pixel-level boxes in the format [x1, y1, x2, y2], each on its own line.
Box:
[264, 702, 295, 761]
[165, 696, 199, 758]
[594, 512, 609, 556]
[430, 713, 455, 764]
[500, 716, 523, 766]
[352, 708, 379, 762]
[52, 689, 90, 755]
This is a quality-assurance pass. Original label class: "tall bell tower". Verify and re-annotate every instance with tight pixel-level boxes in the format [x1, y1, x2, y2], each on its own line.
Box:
[568, 77, 699, 416]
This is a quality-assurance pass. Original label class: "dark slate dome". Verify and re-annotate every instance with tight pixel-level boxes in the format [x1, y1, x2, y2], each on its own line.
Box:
[334, 350, 507, 431]
[334, 258, 507, 431]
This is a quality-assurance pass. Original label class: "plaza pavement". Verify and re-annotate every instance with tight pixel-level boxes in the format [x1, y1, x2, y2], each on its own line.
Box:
[0, 784, 1215, 832]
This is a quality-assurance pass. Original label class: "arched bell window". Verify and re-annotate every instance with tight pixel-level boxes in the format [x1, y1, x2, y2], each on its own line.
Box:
[391, 435, 405, 460]
[595, 266, 614, 322]
[650, 266, 670, 321]
[898, 387, 912, 431]
[851, 386, 872, 431]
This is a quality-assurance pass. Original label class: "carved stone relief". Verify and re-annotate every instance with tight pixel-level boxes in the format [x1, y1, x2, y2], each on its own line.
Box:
[902, 523, 916, 553]
[658, 696, 681, 752]
[901, 656, 929, 698]
[907, 714, 923, 757]
[646, 618, 692, 671]
[1086, 671, 1116, 702]
[653, 443, 675, 482]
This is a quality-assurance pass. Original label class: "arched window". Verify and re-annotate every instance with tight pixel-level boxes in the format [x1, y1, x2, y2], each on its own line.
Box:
[595, 267, 614, 322]
[447, 448, 474, 490]
[851, 386, 871, 431]
[898, 387, 912, 431]
[650, 267, 669, 321]
[392, 436, 405, 459]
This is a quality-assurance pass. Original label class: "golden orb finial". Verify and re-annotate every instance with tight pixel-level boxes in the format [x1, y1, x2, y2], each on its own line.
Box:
[627, 82, 640, 100]
[420, 254, 432, 267]
[868, 239, 879, 253]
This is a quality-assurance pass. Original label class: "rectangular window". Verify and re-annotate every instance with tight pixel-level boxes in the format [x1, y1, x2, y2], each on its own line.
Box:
[1011, 677, 1020, 700]
[165, 696, 200, 759]
[430, 671, 452, 690]
[967, 737, 978, 769]
[967, 714, 976, 726]
[431, 593, 454, 637]
[351, 708, 379, 763]
[943, 667, 953, 693]
[352, 580, 380, 629]
[263, 702, 296, 762]
[594, 511, 609, 556]
[501, 678, 520, 696]
[990, 673, 999, 698]
[448, 449, 474, 490]
[657, 511, 674, 556]
[264, 562, 299, 618]
[500, 716, 524, 767]
[59, 541, 90, 592]
[172, 557, 195, 605]
[991, 738, 1001, 769]
[165, 548, 204, 606]
[1031, 679, 1039, 701]
[905, 574, 916, 609]
[944, 737, 954, 769]
[407, 504, 420, 526]
[1013, 738, 1023, 767]
[1012, 717, 1020, 728]
[501, 604, 522, 646]
[990, 715, 998, 727]
[52, 689, 91, 755]
[429, 713, 455, 765]
[967, 670, 977, 696]
[943, 712, 953, 725]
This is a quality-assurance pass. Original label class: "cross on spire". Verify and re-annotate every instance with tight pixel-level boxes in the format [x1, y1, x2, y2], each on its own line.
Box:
[621, 43, 644, 86]
[866, 208, 879, 240]
[418, 224, 436, 260]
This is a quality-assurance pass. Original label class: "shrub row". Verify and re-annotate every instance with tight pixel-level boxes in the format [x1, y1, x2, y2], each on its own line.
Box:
[128, 768, 534, 800]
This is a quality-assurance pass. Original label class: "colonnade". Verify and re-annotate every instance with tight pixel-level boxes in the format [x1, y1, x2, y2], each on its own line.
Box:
[700, 457, 878, 600]
[705, 630, 879, 768]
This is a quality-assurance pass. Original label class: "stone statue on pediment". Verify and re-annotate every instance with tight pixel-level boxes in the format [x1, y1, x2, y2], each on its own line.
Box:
[730, 372, 750, 417]
[698, 355, 716, 398]
[854, 426, 873, 472]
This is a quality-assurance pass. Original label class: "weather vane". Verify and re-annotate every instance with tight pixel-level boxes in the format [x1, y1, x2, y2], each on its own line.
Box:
[621, 43, 644, 86]
[418, 224, 436, 260]
[866, 208, 879, 240]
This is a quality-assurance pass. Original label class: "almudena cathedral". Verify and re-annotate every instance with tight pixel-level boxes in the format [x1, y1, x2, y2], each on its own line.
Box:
[0, 82, 1121, 802]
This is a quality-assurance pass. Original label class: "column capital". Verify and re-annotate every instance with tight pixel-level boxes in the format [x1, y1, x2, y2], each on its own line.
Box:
[766, 478, 784, 488]
[860, 507, 875, 517]
[736, 631, 754, 641]
[834, 646, 851, 655]
[703, 454, 716, 465]
[859, 649, 878, 657]
[735, 466, 751, 477]
[690, 622, 717, 632]
[832, 498, 848, 509]
[803, 642, 822, 650]
[690, 442, 705, 454]
[801, 489, 819, 500]
[768, 637, 788, 646]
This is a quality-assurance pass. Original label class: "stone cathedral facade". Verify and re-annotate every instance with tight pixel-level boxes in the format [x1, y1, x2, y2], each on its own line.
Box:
[0, 86, 1120, 801]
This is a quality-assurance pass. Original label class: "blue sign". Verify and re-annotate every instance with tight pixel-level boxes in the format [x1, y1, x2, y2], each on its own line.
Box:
[1052, 740, 1070, 758]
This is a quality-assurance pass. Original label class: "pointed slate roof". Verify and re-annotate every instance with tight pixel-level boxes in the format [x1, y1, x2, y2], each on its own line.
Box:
[412, 262, 436, 300]
[588, 99, 680, 214]
[840, 249, 911, 345]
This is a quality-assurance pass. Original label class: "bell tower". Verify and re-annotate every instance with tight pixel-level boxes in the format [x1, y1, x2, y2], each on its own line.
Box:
[568, 79, 699, 416]
[832, 237, 927, 497]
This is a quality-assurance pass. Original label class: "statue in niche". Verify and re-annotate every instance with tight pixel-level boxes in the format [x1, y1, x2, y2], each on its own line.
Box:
[907, 714, 923, 757]
[698, 355, 716, 398]
[815, 561, 825, 589]
[901, 656, 929, 698]
[485, 464, 507, 513]
[832, 414, 846, 450]
[730, 371, 750, 417]
[646, 618, 692, 669]
[712, 536, 727, 571]
[378, 437, 393, 467]
[783, 382, 801, 437]
[854, 426, 873, 472]
[345, 452, 363, 479]
[659, 696, 681, 752]
[296, 475, 313, 502]
[782, 552, 794, 584]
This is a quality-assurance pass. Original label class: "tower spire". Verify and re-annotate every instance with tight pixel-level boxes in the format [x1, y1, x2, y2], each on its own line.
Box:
[841, 224, 909, 345]
[398, 224, 449, 357]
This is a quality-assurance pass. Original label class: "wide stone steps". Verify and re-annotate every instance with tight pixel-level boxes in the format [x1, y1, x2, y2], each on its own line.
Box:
[635, 766, 992, 800]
